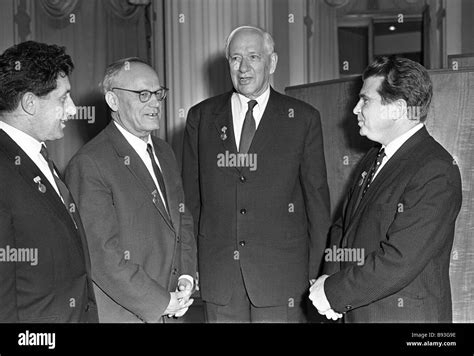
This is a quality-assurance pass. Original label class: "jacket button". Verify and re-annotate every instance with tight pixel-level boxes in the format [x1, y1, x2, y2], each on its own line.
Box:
[239, 241, 245, 247]
[345, 305, 352, 310]
[176, 236, 180, 243]
[85, 303, 90, 312]
[172, 268, 178, 275]
[240, 176, 246, 183]
[240, 209, 247, 215]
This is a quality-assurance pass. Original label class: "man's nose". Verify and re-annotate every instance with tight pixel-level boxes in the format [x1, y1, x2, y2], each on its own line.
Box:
[68, 98, 77, 117]
[353, 100, 362, 115]
[239, 58, 249, 72]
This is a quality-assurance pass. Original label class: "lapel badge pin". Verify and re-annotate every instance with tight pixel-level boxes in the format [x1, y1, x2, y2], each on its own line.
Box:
[151, 190, 158, 204]
[33, 176, 46, 193]
[220, 126, 227, 141]
[358, 171, 367, 186]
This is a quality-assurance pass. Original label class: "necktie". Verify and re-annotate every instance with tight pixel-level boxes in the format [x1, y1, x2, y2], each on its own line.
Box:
[239, 100, 257, 154]
[146, 143, 169, 213]
[362, 147, 386, 196]
[40, 144, 78, 229]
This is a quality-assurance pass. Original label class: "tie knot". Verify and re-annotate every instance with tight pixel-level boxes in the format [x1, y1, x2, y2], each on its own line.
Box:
[247, 100, 257, 111]
[146, 143, 154, 155]
[40, 144, 49, 161]
[375, 148, 385, 167]
[377, 148, 386, 159]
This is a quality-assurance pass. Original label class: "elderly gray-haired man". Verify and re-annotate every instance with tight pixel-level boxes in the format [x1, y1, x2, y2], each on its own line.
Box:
[182, 26, 331, 322]
[65, 58, 197, 323]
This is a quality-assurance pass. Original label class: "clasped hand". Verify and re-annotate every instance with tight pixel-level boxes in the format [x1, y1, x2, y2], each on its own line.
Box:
[164, 279, 194, 318]
[308, 275, 343, 321]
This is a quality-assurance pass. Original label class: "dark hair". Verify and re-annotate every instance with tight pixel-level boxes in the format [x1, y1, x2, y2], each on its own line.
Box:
[362, 56, 433, 122]
[0, 41, 74, 113]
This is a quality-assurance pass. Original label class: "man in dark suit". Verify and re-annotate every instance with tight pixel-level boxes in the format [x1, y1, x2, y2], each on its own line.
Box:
[182, 26, 331, 322]
[65, 58, 197, 323]
[0, 41, 98, 322]
[309, 56, 462, 323]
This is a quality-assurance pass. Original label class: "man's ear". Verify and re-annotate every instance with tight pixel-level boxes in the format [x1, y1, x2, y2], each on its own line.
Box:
[20, 92, 36, 116]
[105, 91, 119, 111]
[391, 99, 407, 122]
[269, 52, 278, 75]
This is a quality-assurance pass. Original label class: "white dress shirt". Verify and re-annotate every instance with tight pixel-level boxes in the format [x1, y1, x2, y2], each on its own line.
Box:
[232, 86, 270, 151]
[0, 121, 63, 200]
[113, 121, 193, 287]
[114, 121, 168, 213]
[372, 123, 424, 181]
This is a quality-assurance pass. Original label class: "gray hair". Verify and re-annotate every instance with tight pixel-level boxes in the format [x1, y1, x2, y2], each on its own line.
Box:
[101, 57, 149, 94]
[224, 26, 275, 59]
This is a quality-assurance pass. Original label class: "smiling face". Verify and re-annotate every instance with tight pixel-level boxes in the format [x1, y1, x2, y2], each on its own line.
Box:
[353, 76, 398, 145]
[34, 74, 76, 141]
[108, 63, 162, 138]
[228, 29, 277, 99]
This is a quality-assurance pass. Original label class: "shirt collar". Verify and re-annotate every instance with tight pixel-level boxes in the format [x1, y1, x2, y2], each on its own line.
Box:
[236, 86, 271, 112]
[383, 123, 424, 159]
[0, 120, 44, 157]
[113, 120, 151, 151]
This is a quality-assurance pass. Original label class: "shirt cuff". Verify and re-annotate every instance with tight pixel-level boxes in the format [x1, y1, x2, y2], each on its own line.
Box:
[178, 274, 194, 288]
[320, 275, 332, 311]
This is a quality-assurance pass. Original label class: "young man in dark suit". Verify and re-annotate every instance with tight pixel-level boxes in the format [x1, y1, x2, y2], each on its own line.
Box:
[0, 41, 98, 322]
[182, 26, 331, 322]
[309, 56, 462, 323]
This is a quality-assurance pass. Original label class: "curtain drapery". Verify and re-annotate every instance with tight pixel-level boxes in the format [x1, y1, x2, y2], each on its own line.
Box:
[39, 0, 79, 19]
[31, 0, 149, 172]
[307, 0, 339, 82]
[104, 0, 142, 20]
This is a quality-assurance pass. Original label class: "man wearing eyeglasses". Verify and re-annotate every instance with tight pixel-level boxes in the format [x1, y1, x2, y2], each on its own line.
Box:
[65, 58, 197, 323]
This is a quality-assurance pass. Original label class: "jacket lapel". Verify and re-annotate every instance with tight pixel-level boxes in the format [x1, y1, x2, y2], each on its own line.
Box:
[239, 88, 281, 178]
[345, 126, 431, 234]
[246, 87, 279, 156]
[214, 91, 240, 174]
[72, 206, 92, 274]
[346, 146, 380, 221]
[0, 129, 85, 256]
[104, 123, 174, 231]
[151, 136, 180, 232]
[214, 88, 280, 176]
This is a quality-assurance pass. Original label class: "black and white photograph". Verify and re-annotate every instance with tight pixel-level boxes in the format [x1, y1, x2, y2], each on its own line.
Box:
[0, 0, 473, 354]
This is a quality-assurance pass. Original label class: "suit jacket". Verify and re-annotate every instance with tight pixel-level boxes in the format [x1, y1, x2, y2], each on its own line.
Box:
[324, 126, 462, 322]
[0, 129, 98, 323]
[65, 121, 197, 323]
[182, 88, 331, 307]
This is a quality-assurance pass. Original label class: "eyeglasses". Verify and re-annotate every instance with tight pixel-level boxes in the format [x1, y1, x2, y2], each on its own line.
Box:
[111, 87, 169, 103]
